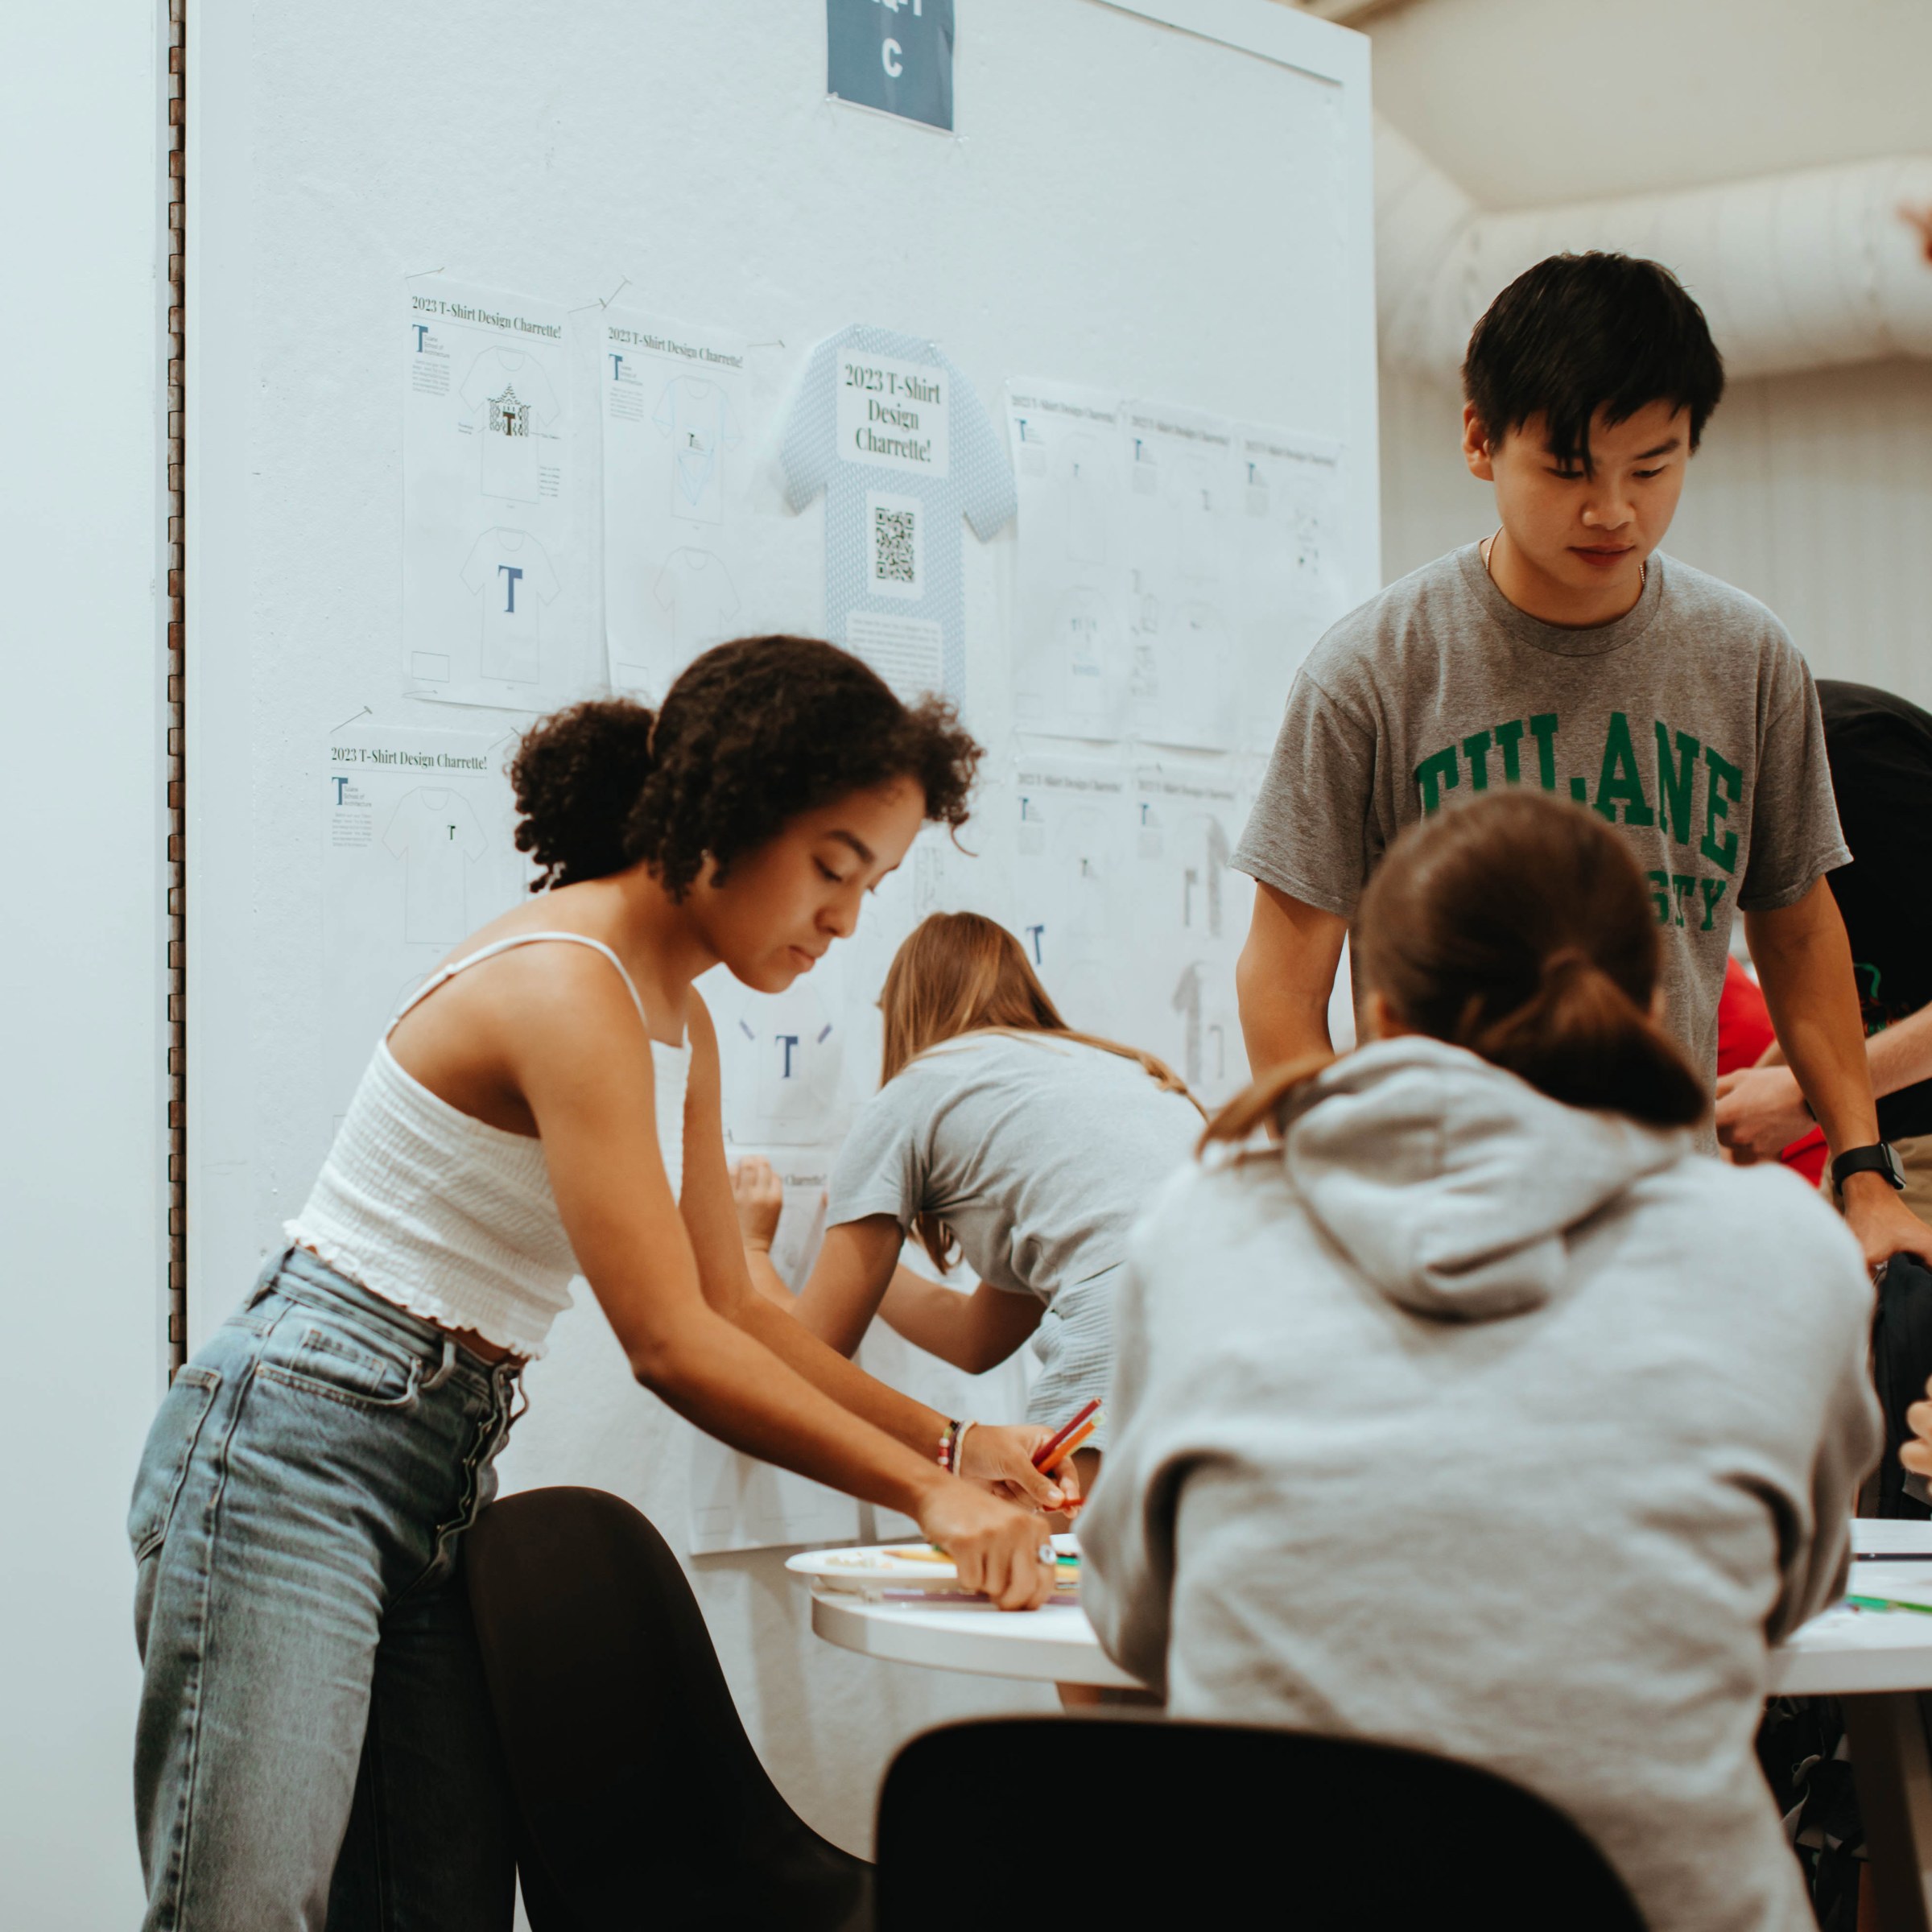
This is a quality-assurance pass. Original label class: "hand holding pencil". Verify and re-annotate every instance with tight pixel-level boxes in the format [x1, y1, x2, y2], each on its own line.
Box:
[952, 1418, 1087, 1513]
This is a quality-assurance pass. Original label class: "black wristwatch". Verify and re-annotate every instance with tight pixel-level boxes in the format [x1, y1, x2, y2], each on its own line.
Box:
[1831, 1143, 1907, 1192]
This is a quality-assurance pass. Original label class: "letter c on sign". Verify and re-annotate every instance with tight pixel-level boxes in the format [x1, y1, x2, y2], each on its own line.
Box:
[881, 36, 903, 77]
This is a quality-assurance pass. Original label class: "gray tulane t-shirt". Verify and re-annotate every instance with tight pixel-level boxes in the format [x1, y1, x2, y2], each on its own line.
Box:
[827, 1033, 1202, 1302]
[1232, 545, 1849, 1093]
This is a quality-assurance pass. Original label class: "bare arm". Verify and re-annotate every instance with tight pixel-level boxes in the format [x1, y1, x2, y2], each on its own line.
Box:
[878, 1275, 1045, 1375]
[1722, 1000, 1932, 1155]
[791, 1218, 905, 1356]
[1744, 881, 1932, 1268]
[1235, 881, 1348, 1074]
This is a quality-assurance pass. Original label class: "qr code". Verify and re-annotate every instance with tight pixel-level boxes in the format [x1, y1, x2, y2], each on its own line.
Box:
[873, 505, 917, 584]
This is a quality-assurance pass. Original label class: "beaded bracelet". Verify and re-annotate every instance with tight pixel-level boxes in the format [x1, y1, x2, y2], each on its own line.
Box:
[937, 1418, 961, 1472]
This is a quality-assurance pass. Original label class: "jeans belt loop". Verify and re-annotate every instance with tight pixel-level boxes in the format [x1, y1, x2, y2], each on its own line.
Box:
[419, 1339, 459, 1394]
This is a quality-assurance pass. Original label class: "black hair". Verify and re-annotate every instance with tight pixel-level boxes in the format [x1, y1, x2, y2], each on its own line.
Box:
[509, 635, 982, 895]
[1462, 252, 1726, 473]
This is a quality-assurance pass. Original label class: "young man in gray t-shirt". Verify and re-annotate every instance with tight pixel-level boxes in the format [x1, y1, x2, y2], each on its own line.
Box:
[1234, 251, 1932, 1275]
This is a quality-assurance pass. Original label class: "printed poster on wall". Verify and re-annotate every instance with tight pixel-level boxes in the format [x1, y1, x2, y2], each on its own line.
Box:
[320, 723, 529, 1128]
[782, 323, 1015, 707]
[601, 309, 753, 701]
[402, 279, 583, 711]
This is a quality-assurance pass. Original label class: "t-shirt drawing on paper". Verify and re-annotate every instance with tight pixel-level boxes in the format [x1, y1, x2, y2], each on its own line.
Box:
[653, 548, 741, 656]
[459, 349, 562, 504]
[381, 788, 489, 945]
[654, 377, 741, 526]
[725, 982, 845, 1146]
[1233, 545, 1850, 1098]
[459, 529, 560, 685]
[1059, 431, 1111, 564]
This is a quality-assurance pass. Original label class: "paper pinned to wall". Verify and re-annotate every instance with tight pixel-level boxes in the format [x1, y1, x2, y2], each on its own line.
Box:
[320, 723, 529, 1137]
[782, 323, 1016, 706]
[1119, 401, 1242, 752]
[1008, 752, 1136, 1039]
[402, 279, 582, 711]
[684, 1150, 863, 1554]
[601, 310, 753, 701]
[1235, 422, 1349, 751]
[1005, 382, 1133, 741]
[1121, 758, 1256, 1106]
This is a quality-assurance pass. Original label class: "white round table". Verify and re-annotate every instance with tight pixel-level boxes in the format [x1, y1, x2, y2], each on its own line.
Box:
[803, 1520, 1932, 1930]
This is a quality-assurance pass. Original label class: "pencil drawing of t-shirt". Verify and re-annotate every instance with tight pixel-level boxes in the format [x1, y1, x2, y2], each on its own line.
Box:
[459, 349, 561, 503]
[1058, 432, 1111, 564]
[654, 548, 741, 654]
[781, 324, 1015, 700]
[382, 789, 489, 944]
[1166, 455, 1220, 580]
[1232, 546, 1850, 1100]
[654, 377, 741, 525]
[460, 529, 560, 684]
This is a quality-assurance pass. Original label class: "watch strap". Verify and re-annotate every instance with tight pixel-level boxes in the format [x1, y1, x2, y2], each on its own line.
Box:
[1831, 1143, 1905, 1192]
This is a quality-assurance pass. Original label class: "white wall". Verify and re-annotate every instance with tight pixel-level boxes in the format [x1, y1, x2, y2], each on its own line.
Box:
[1364, 0, 1932, 709]
[0, 4, 167, 1926]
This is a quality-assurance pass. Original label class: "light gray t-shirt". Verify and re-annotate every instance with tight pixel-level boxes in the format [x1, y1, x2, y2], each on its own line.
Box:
[827, 1032, 1202, 1302]
[1232, 545, 1850, 1090]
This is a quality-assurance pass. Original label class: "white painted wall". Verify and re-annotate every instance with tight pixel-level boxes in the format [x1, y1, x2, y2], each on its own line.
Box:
[1363, 0, 1932, 709]
[0, 4, 167, 1926]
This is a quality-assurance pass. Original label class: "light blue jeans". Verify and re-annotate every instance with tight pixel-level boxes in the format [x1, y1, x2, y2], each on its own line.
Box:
[129, 1245, 522, 1930]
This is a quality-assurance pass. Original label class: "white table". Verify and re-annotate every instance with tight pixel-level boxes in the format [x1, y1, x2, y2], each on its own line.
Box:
[803, 1519, 1932, 1930]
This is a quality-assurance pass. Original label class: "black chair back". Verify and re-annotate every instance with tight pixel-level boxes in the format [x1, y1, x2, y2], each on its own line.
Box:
[465, 1485, 870, 1931]
[877, 1715, 1645, 1930]
[1873, 1255, 1932, 1517]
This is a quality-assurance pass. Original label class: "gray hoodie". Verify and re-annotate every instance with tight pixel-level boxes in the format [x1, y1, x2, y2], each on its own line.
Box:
[1081, 1037, 1880, 1932]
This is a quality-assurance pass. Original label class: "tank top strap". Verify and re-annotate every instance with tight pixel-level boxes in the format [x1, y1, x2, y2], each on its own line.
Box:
[388, 931, 657, 1039]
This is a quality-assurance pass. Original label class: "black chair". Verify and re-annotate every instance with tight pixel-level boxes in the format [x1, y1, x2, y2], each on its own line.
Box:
[464, 1486, 871, 1931]
[1872, 1255, 1932, 1518]
[877, 1715, 1645, 1930]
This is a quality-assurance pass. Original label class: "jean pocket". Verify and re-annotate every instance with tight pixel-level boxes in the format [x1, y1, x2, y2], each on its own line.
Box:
[127, 1366, 221, 1561]
[254, 1315, 421, 1410]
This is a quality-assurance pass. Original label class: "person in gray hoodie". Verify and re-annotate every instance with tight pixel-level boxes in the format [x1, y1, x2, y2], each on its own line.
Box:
[1081, 790, 1880, 1932]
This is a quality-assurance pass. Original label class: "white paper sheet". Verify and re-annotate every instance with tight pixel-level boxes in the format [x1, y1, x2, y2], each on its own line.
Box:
[1235, 422, 1350, 751]
[1005, 382, 1133, 740]
[402, 280, 580, 710]
[1007, 752, 1136, 1038]
[1119, 401, 1242, 751]
[601, 310, 753, 701]
[1120, 758, 1255, 1105]
[321, 723, 529, 1125]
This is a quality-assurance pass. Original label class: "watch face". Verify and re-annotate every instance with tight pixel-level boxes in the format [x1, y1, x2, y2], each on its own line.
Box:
[1885, 1144, 1908, 1190]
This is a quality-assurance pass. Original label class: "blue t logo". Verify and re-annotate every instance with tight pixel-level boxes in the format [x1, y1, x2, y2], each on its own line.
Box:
[413, 325, 429, 352]
[778, 1034, 800, 1078]
[497, 564, 523, 614]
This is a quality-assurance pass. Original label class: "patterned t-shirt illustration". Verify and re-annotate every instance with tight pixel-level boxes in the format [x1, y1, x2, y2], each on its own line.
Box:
[459, 349, 561, 503]
[781, 324, 1015, 700]
[460, 529, 560, 684]
[382, 788, 489, 944]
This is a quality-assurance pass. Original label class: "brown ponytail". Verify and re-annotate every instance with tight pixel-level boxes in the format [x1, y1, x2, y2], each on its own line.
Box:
[1204, 791, 1707, 1144]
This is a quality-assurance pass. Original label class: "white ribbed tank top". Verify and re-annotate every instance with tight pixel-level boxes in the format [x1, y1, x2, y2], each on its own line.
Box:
[286, 932, 689, 1359]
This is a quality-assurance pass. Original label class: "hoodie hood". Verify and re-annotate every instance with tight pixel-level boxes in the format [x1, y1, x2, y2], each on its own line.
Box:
[1280, 1037, 1689, 1322]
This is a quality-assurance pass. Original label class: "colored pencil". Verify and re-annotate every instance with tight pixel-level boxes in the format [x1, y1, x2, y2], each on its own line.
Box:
[1032, 1398, 1101, 1469]
[1048, 1418, 1098, 1466]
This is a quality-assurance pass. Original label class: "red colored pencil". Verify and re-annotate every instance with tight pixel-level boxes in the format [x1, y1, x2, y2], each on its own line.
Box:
[1032, 1397, 1101, 1469]
[1047, 1418, 1098, 1467]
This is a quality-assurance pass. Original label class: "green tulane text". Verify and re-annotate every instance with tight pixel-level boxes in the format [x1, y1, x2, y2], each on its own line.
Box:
[1413, 712, 1738, 933]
